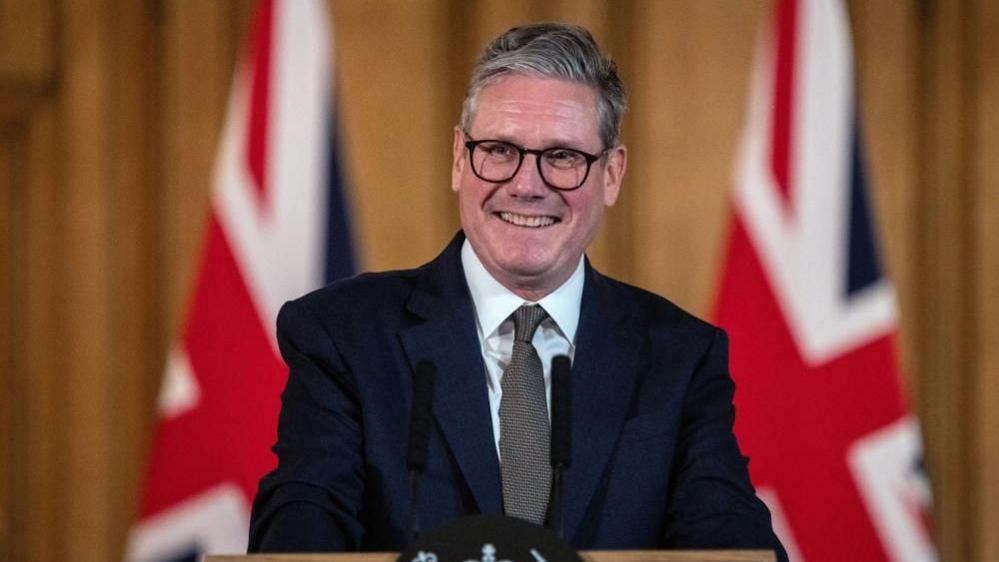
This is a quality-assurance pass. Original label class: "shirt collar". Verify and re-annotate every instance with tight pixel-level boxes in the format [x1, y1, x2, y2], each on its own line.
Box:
[461, 238, 584, 343]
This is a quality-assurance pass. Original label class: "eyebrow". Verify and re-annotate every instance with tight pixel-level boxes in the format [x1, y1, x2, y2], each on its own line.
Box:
[482, 133, 596, 152]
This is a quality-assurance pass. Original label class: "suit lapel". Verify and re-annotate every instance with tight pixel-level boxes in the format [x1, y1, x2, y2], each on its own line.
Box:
[398, 234, 503, 515]
[563, 265, 644, 542]
[397, 239, 645, 531]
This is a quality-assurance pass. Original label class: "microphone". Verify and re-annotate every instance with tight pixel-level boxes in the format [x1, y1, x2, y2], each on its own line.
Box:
[548, 354, 572, 539]
[407, 360, 437, 543]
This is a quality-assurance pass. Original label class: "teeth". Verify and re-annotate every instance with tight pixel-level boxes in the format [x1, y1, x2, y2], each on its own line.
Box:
[499, 212, 556, 228]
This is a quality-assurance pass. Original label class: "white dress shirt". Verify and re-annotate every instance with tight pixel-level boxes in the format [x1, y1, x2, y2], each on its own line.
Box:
[460, 239, 584, 459]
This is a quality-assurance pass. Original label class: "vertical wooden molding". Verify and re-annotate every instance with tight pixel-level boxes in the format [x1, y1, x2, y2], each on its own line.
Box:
[59, 0, 117, 555]
[106, 0, 160, 558]
[915, 1, 974, 560]
[622, 0, 764, 314]
[1, 3, 60, 560]
[23, 100, 60, 562]
[433, 0, 463, 245]
[617, 0, 672, 294]
[3, 111, 61, 562]
[0, 0, 55, 87]
[332, 0, 454, 271]
[468, 0, 544, 46]
[600, 0, 638, 286]
[0, 131, 14, 562]
[970, 0, 999, 558]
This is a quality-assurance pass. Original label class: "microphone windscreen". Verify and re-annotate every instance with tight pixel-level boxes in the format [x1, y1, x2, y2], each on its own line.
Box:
[407, 361, 437, 472]
[550, 355, 572, 468]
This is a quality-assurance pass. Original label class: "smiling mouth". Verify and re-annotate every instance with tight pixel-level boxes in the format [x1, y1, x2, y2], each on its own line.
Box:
[497, 212, 560, 228]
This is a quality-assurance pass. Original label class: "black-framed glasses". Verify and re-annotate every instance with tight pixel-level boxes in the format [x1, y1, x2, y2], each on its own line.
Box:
[463, 134, 607, 191]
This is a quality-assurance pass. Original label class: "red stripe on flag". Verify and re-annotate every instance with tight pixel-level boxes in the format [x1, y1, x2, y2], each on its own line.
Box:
[715, 218, 906, 561]
[138, 214, 285, 516]
[246, 0, 275, 209]
[771, 0, 798, 209]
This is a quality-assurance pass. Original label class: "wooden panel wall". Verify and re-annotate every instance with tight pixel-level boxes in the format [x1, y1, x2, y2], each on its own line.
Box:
[2, 3, 61, 560]
[0, 1, 996, 561]
[1, 1, 162, 560]
[917, 3, 971, 560]
[968, 0, 999, 557]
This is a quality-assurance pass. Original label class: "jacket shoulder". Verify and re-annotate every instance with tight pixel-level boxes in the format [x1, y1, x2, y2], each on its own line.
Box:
[280, 265, 427, 335]
[300, 267, 421, 307]
[595, 272, 720, 340]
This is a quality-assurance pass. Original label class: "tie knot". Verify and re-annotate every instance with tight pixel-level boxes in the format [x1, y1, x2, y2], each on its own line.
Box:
[512, 305, 548, 343]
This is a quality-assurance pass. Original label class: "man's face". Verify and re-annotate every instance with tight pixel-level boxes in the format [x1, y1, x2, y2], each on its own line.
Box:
[452, 74, 627, 298]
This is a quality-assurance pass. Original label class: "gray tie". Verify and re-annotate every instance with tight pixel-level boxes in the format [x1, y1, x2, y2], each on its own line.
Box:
[499, 304, 551, 524]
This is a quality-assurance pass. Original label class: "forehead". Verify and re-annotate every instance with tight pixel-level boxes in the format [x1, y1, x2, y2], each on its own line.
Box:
[469, 74, 601, 146]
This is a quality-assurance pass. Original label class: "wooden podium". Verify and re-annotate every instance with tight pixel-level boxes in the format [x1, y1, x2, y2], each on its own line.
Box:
[205, 551, 775, 562]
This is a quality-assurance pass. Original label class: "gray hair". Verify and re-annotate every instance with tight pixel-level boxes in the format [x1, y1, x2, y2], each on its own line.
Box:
[460, 22, 627, 148]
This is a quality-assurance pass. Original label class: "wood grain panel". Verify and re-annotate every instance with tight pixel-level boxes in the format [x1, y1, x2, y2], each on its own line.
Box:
[971, 1, 999, 558]
[0, 0, 55, 87]
[106, 0, 159, 558]
[548, 0, 610, 27]
[0, 133, 13, 562]
[332, 0, 457, 271]
[0, 110, 58, 562]
[0, 93, 30, 128]
[626, 0, 764, 314]
[23, 100, 62, 562]
[58, 0, 117, 557]
[916, 1, 973, 560]
[467, 0, 546, 46]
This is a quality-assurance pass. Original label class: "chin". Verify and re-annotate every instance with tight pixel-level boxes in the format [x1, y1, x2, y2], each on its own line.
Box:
[495, 246, 556, 274]
[492, 254, 546, 275]
[499, 256, 573, 290]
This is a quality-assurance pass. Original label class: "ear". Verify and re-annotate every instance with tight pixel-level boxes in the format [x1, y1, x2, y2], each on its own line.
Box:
[601, 144, 627, 206]
[451, 126, 466, 193]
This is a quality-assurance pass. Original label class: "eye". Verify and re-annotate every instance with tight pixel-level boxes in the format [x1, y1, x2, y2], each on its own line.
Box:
[544, 148, 585, 168]
[478, 141, 518, 159]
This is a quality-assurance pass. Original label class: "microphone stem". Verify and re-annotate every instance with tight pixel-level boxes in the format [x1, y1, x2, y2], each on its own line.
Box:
[550, 464, 565, 540]
[409, 469, 421, 542]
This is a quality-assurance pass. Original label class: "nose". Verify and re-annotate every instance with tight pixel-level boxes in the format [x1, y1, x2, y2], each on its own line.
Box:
[505, 153, 550, 199]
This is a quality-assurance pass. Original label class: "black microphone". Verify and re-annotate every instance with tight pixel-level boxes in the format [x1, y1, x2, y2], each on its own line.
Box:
[407, 361, 437, 542]
[548, 354, 572, 539]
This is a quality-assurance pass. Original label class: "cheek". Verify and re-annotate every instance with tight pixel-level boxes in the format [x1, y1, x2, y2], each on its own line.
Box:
[459, 195, 477, 228]
[457, 185, 491, 227]
[568, 192, 603, 225]
[466, 182, 504, 213]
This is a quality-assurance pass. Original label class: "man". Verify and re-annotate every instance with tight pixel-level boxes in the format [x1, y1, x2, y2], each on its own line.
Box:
[249, 23, 786, 559]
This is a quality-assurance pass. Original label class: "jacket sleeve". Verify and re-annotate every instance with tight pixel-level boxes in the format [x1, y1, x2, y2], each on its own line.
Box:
[660, 328, 788, 562]
[248, 299, 365, 552]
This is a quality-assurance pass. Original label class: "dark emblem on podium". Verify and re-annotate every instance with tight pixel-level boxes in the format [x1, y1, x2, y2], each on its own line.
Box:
[398, 515, 582, 562]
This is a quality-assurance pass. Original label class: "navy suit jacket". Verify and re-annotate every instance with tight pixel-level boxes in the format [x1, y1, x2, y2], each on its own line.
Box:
[249, 233, 786, 560]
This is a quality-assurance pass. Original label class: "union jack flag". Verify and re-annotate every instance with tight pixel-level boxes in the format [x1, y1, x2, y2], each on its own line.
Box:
[713, 0, 936, 560]
[126, 1, 354, 559]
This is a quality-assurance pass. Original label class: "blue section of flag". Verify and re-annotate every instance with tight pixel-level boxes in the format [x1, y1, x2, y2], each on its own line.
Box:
[324, 107, 357, 284]
[845, 111, 882, 297]
[159, 547, 200, 562]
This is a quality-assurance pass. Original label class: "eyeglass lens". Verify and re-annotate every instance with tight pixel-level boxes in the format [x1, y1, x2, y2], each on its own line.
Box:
[471, 141, 591, 189]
